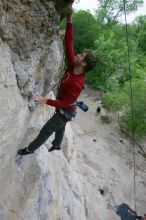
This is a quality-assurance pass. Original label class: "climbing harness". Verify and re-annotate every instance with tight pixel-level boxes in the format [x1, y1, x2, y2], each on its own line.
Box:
[57, 109, 77, 121]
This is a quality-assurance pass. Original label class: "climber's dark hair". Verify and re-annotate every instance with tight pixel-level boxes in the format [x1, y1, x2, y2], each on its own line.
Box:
[83, 49, 97, 72]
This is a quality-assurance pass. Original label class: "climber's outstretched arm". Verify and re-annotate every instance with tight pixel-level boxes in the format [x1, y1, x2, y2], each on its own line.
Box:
[65, 3, 74, 65]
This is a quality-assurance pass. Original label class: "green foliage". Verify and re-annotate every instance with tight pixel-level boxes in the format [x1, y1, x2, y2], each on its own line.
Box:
[73, 10, 99, 52]
[136, 15, 146, 54]
[87, 19, 146, 90]
[60, 18, 66, 30]
[103, 88, 128, 111]
[86, 23, 128, 90]
[103, 80, 146, 138]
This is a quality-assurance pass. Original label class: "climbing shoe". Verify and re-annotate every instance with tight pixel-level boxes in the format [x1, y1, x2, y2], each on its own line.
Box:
[48, 146, 61, 152]
[17, 147, 34, 155]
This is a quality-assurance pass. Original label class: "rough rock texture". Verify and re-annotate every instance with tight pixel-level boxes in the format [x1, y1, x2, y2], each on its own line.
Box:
[0, 0, 66, 109]
[12, 102, 85, 220]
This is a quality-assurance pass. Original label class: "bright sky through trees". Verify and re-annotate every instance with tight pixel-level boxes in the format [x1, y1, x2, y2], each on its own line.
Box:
[73, 0, 146, 22]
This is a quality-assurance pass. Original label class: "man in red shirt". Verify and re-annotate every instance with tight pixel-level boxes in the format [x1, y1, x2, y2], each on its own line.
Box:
[18, 4, 97, 155]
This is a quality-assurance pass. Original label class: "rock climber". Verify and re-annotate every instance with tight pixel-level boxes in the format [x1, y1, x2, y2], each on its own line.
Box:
[18, 3, 97, 155]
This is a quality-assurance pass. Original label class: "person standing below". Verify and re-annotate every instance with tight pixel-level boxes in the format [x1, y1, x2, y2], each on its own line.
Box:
[18, 3, 97, 155]
[116, 203, 146, 220]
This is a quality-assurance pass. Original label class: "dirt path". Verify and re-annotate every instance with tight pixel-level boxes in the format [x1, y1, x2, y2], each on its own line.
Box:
[72, 87, 146, 220]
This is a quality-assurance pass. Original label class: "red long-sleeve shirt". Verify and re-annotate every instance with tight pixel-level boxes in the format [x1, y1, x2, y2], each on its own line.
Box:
[47, 23, 85, 110]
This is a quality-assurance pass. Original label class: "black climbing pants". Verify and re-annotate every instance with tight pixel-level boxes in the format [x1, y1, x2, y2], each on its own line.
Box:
[27, 111, 67, 152]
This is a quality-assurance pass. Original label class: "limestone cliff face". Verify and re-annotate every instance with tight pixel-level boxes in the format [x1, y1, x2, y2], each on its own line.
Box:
[0, 1, 86, 220]
[0, 0, 67, 109]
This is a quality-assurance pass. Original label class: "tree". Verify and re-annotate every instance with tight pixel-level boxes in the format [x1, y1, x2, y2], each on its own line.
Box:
[136, 15, 146, 54]
[97, 0, 143, 21]
[73, 10, 99, 53]
[103, 79, 146, 138]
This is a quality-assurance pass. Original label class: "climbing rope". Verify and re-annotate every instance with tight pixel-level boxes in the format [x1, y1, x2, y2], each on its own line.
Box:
[123, 0, 136, 212]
